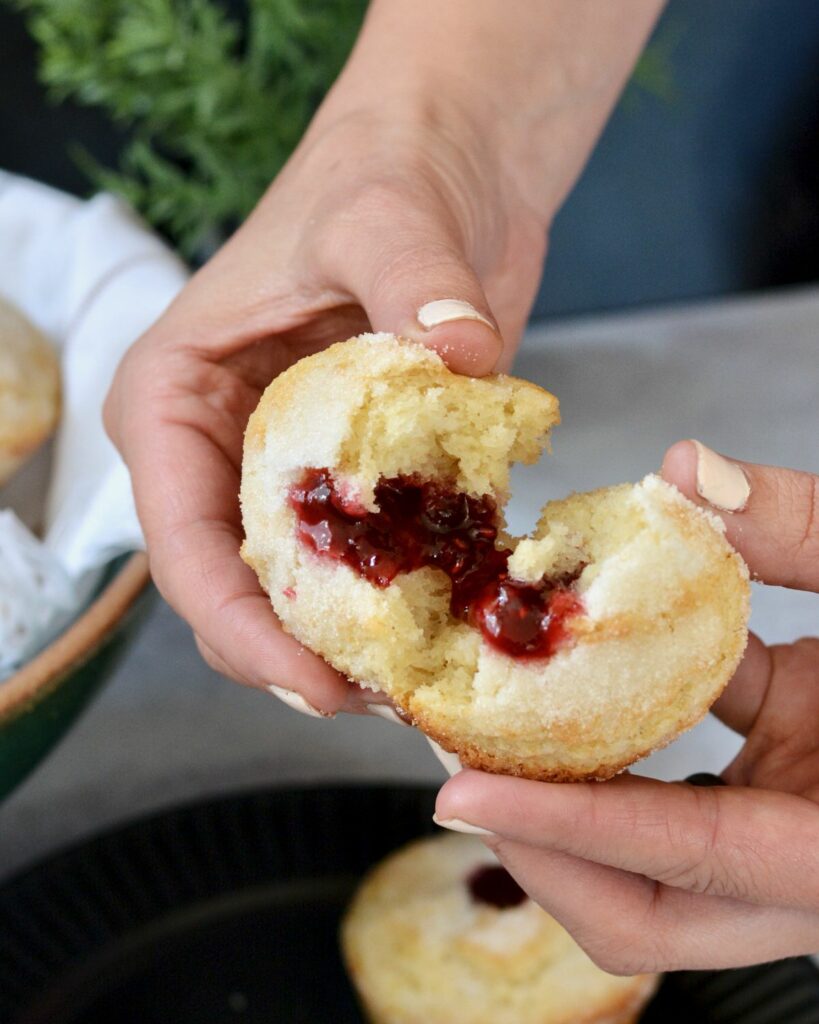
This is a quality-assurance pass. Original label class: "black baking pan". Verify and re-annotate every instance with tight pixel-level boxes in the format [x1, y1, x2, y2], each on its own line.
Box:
[1, 785, 817, 1023]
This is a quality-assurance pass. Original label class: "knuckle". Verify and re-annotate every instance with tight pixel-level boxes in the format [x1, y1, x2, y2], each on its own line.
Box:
[369, 237, 473, 306]
[636, 787, 724, 896]
[654, 787, 766, 901]
[660, 787, 727, 895]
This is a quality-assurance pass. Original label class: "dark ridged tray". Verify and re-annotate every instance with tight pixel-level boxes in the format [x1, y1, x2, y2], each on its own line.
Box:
[1, 785, 817, 1023]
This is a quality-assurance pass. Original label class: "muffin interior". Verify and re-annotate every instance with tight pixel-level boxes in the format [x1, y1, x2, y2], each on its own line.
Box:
[288, 467, 586, 662]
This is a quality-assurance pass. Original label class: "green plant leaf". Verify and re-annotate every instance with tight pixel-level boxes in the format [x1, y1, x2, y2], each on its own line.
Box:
[9, 0, 365, 256]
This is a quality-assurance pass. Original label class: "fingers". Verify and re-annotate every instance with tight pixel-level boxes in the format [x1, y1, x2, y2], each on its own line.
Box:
[661, 440, 819, 591]
[119, 386, 352, 713]
[492, 837, 819, 973]
[662, 441, 819, 743]
[436, 770, 819, 909]
[710, 631, 773, 736]
[488, 841, 660, 974]
[320, 187, 504, 376]
[160, 515, 345, 713]
[722, 637, 819, 792]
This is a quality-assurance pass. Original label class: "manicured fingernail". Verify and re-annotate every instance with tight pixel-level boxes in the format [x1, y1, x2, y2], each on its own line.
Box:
[417, 299, 494, 331]
[426, 736, 463, 776]
[365, 703, 411, 727]
[268, 684, 330, 719]
[432, 813, 493, 836]
[693, 441, 750, 512]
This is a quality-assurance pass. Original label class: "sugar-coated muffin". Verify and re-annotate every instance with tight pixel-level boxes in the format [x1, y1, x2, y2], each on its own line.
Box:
[341, 833, 659, 1024]
[241, 334, 749, 780]
[0, 295, 60, 486]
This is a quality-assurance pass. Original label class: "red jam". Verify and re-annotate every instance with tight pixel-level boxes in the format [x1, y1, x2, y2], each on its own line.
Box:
[467, 865, 527, 909]
[289, 469, 583, 659]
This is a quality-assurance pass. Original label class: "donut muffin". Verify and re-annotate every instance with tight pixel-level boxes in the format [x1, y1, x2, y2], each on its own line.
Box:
[0, 295, 60, 486]
[341, 833, 659, 1024]
[241, 334, 749, 780]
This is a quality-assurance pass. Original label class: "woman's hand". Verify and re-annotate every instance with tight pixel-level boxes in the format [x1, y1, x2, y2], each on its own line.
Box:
[435, 440, 819, 972]
[104, 103, 531, 715]
[105, 0, 661, 716]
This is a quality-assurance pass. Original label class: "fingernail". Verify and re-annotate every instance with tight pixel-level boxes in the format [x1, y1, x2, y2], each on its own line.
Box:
[692, 441, 750, 512]
[432, 813, 493, 836]
[426, 736, 463, 776]
[365, 703, 411, 727]
[268, 684, 330, 719]
[417, 299, 494, 332]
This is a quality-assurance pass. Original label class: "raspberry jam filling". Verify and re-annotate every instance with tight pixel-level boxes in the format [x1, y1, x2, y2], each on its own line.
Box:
[467, 865, 527, 910]
[289, 469, 583, 659]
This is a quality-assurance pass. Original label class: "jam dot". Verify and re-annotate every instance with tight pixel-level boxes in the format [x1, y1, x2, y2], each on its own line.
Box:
[289, 469, 584, 660]
[471, 579, 584, 659]
[467, 865, 527, 909]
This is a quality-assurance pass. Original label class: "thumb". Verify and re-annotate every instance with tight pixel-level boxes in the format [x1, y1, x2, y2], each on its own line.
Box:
[326, 207, 503, 377]
[661, 439, 819, 591]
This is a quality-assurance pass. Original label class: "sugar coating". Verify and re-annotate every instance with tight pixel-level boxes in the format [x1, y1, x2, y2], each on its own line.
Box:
[241, 334, 750, 781]
[0, 295, 60, 486]
[341, 833, 659, 1024]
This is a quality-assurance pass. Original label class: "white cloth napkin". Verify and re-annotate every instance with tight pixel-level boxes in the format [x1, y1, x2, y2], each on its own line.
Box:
[0, 172, 189, 677]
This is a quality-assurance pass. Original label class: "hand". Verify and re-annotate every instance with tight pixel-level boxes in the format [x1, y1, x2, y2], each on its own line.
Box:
[435, 440, 819, 972]
[104, 99, 544, 714]
[105, 0, 661, 715]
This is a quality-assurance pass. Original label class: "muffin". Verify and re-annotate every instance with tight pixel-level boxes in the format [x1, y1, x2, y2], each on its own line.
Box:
[341, 833, 659, 1024]
[241, 334, 749, 780]
[0, 295, 60, 486]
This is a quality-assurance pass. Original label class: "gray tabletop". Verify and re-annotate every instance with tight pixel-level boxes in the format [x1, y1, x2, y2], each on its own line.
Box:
[1, 286, 817, 882]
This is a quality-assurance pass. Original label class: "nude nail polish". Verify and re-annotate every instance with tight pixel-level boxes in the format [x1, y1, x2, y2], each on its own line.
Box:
[417, 299, 494, 331]
[693, 440, 750, 512]
[268, 684, 329, 718]
[426, 736, 463, 776]
[432, 814, 493, 836]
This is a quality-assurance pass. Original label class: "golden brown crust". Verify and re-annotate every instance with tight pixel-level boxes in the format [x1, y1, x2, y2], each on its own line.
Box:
[414, 694, 721, 783]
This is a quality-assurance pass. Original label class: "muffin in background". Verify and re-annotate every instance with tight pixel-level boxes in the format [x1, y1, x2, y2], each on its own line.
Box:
[0, 295, 60, 487]
[341, 833, 658, 1024]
